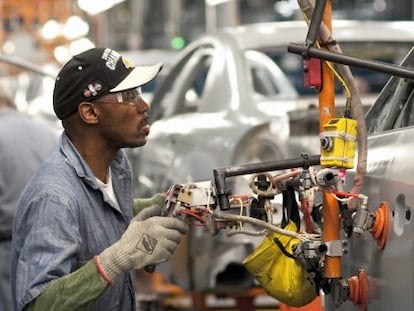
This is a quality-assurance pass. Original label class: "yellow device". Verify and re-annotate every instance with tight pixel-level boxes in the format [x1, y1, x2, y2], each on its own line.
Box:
[319, 117, 357, 169]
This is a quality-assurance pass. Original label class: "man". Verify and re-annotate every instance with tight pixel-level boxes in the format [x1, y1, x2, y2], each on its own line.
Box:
[0, 82, 58, 311]
[11, 48, 188, 311]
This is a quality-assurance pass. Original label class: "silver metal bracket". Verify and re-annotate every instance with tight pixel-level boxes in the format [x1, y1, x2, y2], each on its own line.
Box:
[325, 240, 345, 257]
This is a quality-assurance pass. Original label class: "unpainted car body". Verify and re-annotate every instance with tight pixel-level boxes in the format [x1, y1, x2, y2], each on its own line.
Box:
[131, 21, 414, 295]
[333, 46, 414, 311]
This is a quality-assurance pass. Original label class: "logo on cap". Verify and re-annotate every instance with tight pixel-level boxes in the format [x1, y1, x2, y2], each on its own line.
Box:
[101, 48, 121, 71]
[83, 82, 102, 98]
[121, 57, 134, 69]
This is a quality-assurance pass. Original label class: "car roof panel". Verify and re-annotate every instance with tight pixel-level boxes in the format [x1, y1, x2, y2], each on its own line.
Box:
[220, 20, 414, 50]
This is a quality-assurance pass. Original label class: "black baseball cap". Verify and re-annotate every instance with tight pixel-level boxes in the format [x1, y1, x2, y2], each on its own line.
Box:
[53, 47, 162, 120]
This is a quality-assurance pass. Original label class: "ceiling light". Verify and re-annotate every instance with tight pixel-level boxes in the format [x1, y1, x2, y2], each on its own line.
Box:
[78, 0, 126, 15]
[63, 15, 90, 40]
[40, 19, 61, 41]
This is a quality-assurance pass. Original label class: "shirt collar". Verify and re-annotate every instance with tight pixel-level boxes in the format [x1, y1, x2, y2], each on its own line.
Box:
[59, 133, 129, 188]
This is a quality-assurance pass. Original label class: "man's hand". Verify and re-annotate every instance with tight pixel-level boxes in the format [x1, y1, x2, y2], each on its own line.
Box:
[96, 205, 188, 284]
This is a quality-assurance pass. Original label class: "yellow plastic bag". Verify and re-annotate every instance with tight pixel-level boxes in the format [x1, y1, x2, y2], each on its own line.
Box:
[243, 222, 317, 307]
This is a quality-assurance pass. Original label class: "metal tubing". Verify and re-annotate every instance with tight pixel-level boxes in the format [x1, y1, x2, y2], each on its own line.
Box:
[305, 0, 327, 47]
[288, 43, 414, 80]
[213, 154, 321, 210]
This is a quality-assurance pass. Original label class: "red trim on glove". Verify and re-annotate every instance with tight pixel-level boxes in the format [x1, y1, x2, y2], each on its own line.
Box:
[94, 255, 113, 286]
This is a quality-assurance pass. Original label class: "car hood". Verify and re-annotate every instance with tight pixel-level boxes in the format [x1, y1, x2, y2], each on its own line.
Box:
[147, 97, 320, 140]
[256, 92, 375, 117]
[255, 95, 319, 117]
[148, 111, 233, 137]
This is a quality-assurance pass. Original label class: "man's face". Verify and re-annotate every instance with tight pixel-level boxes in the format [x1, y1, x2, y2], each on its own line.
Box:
[93, 87, 151, 149]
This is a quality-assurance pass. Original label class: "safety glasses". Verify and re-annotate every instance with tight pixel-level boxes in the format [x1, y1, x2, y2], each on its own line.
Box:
[93, 87, 142, 105]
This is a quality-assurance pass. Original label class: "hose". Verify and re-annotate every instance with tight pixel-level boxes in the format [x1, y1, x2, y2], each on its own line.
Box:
[297, 0, 367, 209]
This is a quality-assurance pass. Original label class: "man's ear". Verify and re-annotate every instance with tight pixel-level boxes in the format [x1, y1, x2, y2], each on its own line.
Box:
[78, 102, 99, 124]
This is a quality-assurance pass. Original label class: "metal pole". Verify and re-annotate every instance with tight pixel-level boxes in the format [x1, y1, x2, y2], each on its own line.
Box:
[317, 0, 342, 281]
[205, 0, 240, 33]
[129, 0, 148, 49]
[213, 155, 320, 210]
[288, 43, 414, 80]
[165, 0, 182, 48]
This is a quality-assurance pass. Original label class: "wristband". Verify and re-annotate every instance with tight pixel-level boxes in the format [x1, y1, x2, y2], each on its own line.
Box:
[94, 255, 113, 286]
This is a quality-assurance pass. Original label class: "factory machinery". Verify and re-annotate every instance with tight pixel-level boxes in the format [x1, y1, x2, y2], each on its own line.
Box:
[153, 1, 414, 310]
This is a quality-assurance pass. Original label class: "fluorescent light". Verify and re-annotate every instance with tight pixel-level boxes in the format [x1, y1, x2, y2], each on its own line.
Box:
[40, 19, 61, 41]
[78, 0, 126, 15]
[69, 38, 95, 55]
[54, 46, 70, 63]
[63, 15, 90, 40]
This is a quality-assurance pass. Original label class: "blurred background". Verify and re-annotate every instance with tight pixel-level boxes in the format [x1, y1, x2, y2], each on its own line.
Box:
[1, 0, 413, 121]
[0, 0, 413, 65]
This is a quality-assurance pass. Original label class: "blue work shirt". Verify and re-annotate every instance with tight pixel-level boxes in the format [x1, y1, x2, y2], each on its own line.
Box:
[0, 108, 58, 311]
[11, 133, 136, 311]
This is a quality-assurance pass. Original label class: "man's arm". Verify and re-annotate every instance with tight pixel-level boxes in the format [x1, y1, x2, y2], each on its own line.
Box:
[133, 193, 165, 216]
[24, 260, 107, 311]
[26, 205, 188, 311]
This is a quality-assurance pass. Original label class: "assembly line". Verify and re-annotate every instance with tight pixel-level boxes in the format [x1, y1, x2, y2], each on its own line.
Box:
[2, 1, 414, 311]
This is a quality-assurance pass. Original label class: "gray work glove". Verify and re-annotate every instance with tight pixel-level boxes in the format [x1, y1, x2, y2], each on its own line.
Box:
[97, 205, 188, 283]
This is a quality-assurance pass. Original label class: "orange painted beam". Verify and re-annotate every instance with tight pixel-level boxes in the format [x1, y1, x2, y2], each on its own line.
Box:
[318, 0, 341, 279]
[280, 296, 324, 311]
